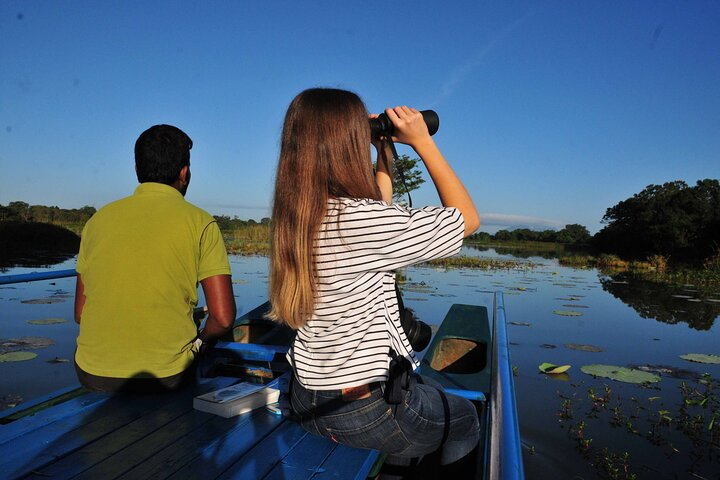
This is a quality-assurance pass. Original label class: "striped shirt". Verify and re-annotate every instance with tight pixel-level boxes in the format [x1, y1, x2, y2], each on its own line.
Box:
[288, 197, 465, 390]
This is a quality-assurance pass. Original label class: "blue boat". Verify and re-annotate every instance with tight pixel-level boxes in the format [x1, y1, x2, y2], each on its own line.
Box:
[0, 269, 524, 479]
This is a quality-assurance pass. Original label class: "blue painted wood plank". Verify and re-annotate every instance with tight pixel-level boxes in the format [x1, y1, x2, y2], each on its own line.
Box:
[260, 429, 338, 480]
[163, 409, 293, 479]
[310, 445, 380, 480]
[117, 407, 284, 479]
[67, 378, 239, 480]
[0, 390, 109, 446]
[213, 341, 289, 361]
[0, 384, 84, 422]
[0, 269, 76, 285]
[8, 377, 238, 479]
[26, 393, 205, 479]
[1, 393, 170, 479]
[211, 418, 311, 480]
[70, 410, 209, 479]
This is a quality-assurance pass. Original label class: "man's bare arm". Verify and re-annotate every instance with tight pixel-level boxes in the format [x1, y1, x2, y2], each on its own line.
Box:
[74, 275, 86, 324]
[199, 274, 236, 341]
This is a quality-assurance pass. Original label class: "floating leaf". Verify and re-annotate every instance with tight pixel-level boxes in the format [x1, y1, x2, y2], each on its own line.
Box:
[27, 318, 67, 325]
[0, 336, 55, 354]
[580, 364, 660, 384]
[679, 354, 720, 365]
[630, 364, 698, 380]
[401, 282, 435, 294]
[553, 310, 583, 317]
[47, 357, 70, 363]
[21, 297, 66, 304]
[565, 343, 603, 352]
[539, 362, 571, 374]
[0, 351, 38, 362]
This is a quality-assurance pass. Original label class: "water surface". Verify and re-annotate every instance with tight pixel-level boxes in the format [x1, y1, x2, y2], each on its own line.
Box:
[1, 250, 719, 478]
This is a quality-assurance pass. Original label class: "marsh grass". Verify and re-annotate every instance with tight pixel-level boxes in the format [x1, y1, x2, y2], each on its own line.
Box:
[558, 375, 720, 479]
[223, 224, 271, 256]
[423, 255, 538, 270]
[559, 253, 720, 288]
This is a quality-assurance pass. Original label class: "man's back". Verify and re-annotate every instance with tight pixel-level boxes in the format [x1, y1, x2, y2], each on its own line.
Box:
[75, 182, 230, 380]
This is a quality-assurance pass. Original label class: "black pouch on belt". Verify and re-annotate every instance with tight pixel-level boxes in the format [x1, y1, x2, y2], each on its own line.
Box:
[385, 349, 413, 405]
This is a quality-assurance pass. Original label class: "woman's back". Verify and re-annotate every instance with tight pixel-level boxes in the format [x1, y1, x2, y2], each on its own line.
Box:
[289, 197, 465, 390]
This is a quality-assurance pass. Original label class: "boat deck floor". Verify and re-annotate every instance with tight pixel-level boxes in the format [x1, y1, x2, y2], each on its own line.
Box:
[0, 377, 378, 480]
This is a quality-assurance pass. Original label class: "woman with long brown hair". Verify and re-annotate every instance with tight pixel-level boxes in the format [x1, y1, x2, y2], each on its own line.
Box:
[269, 88, 481, 469]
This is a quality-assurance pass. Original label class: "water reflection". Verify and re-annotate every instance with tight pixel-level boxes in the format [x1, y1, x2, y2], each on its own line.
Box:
[0, 253, 76, 272]
[464, 243, 588, 261]
[599, 272, 720, 330]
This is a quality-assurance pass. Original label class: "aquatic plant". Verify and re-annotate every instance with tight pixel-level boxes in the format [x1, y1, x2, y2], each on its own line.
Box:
[422, 255, 538, 270]
[557, 374, 720, 479]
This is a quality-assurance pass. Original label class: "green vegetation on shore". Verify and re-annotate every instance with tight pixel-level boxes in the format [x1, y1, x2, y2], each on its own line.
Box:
[0, 222, 80, 268]
[0, 201, 95, 236]
[2, 177, 717, 282]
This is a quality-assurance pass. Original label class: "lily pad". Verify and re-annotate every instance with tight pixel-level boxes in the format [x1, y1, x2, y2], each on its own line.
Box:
[539, 362, 571, 374]
[679, 353, 720, 365]
[553, 310, 584, 317]
[27, 318, 68, 325]
[21, 297, 66, 304]
[565, 343, 603, 352]
[629, 364, 699, 380]
[0, 336, 55, 354]
[0, 351, 38, 362]
[47, 357, 70, 364]
[580, 364, 661, 384]
[401, 282, 436, 294]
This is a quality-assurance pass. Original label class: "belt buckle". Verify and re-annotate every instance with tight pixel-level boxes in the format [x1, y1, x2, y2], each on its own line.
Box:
[341, 384, 372, 401]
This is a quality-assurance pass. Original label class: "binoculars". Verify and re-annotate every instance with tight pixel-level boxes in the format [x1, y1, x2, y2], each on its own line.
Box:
[369, 110, 439, 138]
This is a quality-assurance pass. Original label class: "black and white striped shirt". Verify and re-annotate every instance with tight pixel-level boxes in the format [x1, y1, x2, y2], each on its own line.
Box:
[288, 197, 465, 390]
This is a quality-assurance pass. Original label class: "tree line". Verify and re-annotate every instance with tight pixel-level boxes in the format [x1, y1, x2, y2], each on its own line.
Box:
[0, 201, 96, 227]
[594, 179, 719, 263]
[3, 178, 718, 265]
[468, 224, 592, 245]
[467, 179, 719, 265]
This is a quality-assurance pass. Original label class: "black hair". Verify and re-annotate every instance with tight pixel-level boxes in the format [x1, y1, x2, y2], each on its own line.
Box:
[134, 124, 193, 184]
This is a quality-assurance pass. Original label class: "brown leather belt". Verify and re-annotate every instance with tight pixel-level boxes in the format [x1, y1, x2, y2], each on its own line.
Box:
[341, 383, 375, 401]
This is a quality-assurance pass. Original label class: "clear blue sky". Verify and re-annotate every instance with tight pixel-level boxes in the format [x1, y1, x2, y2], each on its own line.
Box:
[1, 1, 718, 234]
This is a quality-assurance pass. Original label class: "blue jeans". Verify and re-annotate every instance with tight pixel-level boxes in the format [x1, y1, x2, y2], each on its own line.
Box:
[290, 374, 480, 465]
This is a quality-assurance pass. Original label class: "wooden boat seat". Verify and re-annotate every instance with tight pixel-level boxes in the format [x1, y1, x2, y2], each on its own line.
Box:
[0, 376, 379, 479]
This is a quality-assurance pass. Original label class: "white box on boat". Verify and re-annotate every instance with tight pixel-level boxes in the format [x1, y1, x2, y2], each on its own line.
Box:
[193, 382, 280, 418]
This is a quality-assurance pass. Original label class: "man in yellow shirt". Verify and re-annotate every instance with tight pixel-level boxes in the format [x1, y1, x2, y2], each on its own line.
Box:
[74, 124, 236, 392]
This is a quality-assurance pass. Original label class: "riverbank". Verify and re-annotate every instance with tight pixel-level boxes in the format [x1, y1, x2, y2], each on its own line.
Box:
[0, 222, 79, 269]
[559, 252, 720, 288]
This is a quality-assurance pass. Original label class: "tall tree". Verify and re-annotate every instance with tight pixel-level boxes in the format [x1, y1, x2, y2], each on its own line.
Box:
[556, 224, 591, 244]
[374, 155, 426, 204]
[594, 179, 720, 262]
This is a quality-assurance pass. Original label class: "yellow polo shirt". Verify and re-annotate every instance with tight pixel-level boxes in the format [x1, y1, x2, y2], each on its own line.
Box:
[75, 182, 231, 379]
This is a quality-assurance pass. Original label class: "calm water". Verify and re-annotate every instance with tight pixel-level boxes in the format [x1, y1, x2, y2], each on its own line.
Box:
[1, 250, 719, 479]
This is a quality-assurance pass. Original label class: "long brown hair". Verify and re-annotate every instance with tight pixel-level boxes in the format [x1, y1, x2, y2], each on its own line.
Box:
[268, 88, 381, 329]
